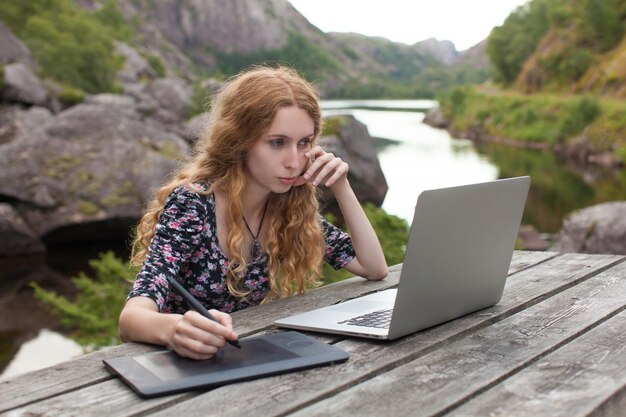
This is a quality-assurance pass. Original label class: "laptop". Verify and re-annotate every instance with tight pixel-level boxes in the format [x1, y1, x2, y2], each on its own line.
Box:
[274, 176, 531, 340]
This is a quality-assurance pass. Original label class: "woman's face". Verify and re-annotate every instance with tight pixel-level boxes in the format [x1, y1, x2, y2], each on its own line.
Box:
[246, 105, 314, 195]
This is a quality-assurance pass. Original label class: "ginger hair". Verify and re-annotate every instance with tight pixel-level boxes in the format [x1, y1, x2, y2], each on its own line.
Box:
[131, 65, 326, 300]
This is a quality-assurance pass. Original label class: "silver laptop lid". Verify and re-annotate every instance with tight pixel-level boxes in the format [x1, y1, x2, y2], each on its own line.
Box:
[388, 176, 530, 339]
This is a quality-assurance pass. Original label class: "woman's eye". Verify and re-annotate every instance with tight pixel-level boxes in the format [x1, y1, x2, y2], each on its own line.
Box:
[270, 139, 283, 147]
[298, 138, 312, 147]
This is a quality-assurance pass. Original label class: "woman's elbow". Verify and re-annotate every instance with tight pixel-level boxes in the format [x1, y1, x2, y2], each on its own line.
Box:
[118, 308, 131, 342]
[366, 265, 388, 281]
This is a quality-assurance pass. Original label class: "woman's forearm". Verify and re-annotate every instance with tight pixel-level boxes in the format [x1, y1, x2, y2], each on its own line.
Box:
[118, 297, 178, 346]
[330, 178, 388, 280]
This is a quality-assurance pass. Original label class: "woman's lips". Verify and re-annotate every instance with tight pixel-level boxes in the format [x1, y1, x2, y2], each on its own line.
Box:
[279, 176, 297, 185]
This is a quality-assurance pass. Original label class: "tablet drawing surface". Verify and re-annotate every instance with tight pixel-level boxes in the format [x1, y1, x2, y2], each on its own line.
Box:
[134, 338, 297, 381]
[103, 331, 349, 397]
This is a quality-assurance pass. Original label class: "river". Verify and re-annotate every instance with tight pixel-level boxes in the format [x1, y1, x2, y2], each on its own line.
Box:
[323, 100, 498, 223]
[2, 99, 626, 379]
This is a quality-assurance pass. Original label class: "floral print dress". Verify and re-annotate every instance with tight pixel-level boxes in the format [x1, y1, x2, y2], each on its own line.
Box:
[128, 185, 356, 314]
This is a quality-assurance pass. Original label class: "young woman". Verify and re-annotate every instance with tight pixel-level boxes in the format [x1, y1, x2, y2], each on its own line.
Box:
[118, 66, 387, 359]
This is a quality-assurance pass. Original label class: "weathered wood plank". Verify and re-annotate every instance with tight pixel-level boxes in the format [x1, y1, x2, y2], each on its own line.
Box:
[0, 343, 158, 413]
[2, 379, 194, 417]
[506, 250, 558, 275]
[0, 250, 564, 413]
[287, 258, 626, 417]
[118, 253, 622, 417]
[448, 308, 626, 417]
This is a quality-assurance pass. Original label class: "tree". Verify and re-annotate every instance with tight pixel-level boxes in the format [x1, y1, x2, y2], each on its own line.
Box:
[582, 0, 624, 52]
[487, 0, 554, 84]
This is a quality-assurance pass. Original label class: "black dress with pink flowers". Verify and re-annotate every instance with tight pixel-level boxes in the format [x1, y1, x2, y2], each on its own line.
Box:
[127, 185, 355, 314]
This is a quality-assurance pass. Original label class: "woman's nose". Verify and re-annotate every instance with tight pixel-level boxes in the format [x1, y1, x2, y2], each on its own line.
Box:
[284, 145, 301, 168]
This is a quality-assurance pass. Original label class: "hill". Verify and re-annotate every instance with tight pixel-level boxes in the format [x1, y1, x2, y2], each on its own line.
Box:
[0, 0, 488, 99]
[487, 0, 626, 97]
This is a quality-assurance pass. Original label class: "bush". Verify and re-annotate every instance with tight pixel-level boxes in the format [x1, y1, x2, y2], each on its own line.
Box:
[615, 145, 626, 164]
[558, 96, 600, 139]
[323, 203, 409, 283]
[0, 0, 128, 94]
[58, 85, 86, 106]
[145, 54, 166, 77]
[31, 251, 135, 350]
[188, 82, 212, 118]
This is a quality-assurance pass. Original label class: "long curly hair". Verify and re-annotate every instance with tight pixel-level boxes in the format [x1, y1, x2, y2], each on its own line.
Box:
[131, 66, 326, 301]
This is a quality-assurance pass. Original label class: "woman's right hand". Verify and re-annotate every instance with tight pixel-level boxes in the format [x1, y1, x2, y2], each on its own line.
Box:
[167, 309, 238, 360]
[119, 297, 238, 361]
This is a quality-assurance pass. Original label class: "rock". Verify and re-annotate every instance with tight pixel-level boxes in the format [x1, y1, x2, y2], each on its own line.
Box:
[2, 63, 48, 106]
[0, 105, 53, 145]
[320, 115, 388, 209]
[184, 112, 211, 144]
[115, 41, 158, 83]
[0, 203, 46, 255]
[85, 93, 138, 115]
[145, 77, 193, 124]
[517, 225, 548, 251]
[422, 106, 448, 128]
[558, 201, 626, 255]
[0, 21, 35, 67]
[119, 0, 291, 55]
[114, 0, 333, 81]
[413, 38, 459, 66]
[0, 100, 190, 242]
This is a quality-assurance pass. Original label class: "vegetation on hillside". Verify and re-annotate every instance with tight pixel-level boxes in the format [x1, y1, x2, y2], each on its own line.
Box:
[488, 0, 626, 94]
[0, 0, 132, 93]
[438, 86, 626, 163]
[212, 32, 344, 84]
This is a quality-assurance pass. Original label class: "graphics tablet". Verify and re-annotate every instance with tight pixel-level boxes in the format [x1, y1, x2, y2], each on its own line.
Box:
[103, 331, 349, 398]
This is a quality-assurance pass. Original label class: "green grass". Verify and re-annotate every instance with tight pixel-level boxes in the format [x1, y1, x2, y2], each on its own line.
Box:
[438, 87, 625, 155]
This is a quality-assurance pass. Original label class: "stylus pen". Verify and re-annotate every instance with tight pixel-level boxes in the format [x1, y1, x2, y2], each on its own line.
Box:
[167, 277, 241, 349]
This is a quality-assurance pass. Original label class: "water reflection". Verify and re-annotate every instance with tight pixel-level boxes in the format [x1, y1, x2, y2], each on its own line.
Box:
[478, 142, 626, 232]
[1, 329, 83, 380]
[0, 241, 129, 375]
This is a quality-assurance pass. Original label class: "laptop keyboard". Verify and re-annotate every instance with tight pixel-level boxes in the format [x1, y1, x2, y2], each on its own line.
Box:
[338, 308, 393, 329]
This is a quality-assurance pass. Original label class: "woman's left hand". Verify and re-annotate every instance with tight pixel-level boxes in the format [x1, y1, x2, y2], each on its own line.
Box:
[294, 146, 349, 188]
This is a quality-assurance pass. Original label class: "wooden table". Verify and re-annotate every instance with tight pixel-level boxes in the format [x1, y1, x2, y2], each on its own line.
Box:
[1, 251, 625, 417]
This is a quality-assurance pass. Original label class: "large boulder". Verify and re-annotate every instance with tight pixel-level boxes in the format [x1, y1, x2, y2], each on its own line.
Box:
[123, 77, 193, 126]
[0, 21, 35, 67]
[558, 201, 626, 254]
[146, 77, 193, 124]
[0, 203, 45, 256]
[1, 63, 48, 106]
[320, 115, 388, 209]
[0, 105, 52, 145]
[0, 97, 190, 243]
[422, 106, 449, 128]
